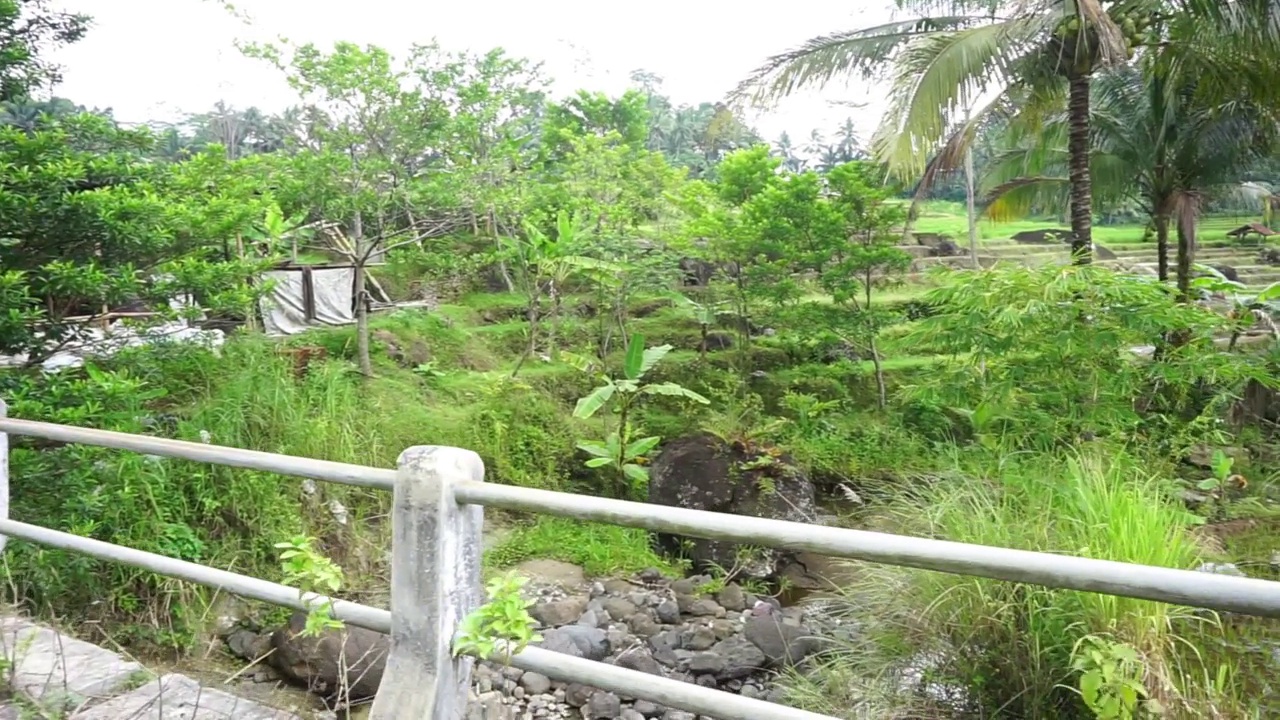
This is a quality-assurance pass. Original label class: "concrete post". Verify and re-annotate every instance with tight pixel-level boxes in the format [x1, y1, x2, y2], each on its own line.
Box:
[370, 446, 485, 720]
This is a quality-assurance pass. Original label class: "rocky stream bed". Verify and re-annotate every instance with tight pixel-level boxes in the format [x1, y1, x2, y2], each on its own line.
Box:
[215, 559, 847, 720]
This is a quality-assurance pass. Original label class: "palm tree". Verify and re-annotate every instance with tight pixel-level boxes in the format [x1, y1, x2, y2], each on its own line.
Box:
[982, 27, 1278, 298]
[733, 1, 1139, 262]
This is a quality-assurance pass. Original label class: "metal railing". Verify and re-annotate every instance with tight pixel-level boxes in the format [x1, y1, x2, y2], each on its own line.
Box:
[1, 400, 1279, 720]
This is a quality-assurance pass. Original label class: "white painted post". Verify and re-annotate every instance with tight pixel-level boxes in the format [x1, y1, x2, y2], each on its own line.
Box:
[370, 446, 485, 720]
[0, 399, 7, 554]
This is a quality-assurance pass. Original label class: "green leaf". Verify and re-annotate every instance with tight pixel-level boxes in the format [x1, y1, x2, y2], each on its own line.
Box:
[637, 344, 673, 378]
[1254, 281, 1280, 303]
[573, 383, 616, 419]
[623, 333, 646, 380]
[640, 382, 711, 404]
[624, 435, 662, 459]
[623, 463, 650, 485]
[1197, 477, 1221, 491]
[585, 457, 614, 468]
[1079, 671, 1102, 706]
[575, 441, 613, 458]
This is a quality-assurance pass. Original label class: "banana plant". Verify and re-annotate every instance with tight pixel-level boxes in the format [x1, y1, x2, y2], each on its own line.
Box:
[567, 334, 710, 497]
[1191, 268, 1280, 350]
[670, 293, 733, 361]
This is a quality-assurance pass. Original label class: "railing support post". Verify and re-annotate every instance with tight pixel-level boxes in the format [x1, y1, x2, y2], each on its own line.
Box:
[370, 445, 485, 720]
[0, 399, 8, 554]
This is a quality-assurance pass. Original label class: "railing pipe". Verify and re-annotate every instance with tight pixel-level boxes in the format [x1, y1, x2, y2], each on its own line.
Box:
[0, 518, 391, 633]
[453, 481, 1280, 618]
[504, 646, 837, 720]
[0, 417, 395, 490]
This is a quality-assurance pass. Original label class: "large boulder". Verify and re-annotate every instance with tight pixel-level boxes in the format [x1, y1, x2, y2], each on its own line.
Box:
[647, 433, 817, 581]
[678, 257, 716, 286]
[269, 610, 389, 702]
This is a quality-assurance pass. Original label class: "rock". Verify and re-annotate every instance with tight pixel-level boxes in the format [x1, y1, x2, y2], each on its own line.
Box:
[1271, 551, 1280, 570]
[539, 625, 610, 661]
[681, 625, 717, 651]
[716, 584, 746, 612]
[531, 596, 588, 627]
[648, 433, 818, 582]
[1093, 243, 1118, 260]
[73, 673, 298, 720]
[513, 560, 587, 592]
[663, 710, 697, 720]
[269, 611, 388, 701]
[1195, 562, 1245, 577]
[564, 683, 594, 707]
[686, 652, 726, 674]
[743, 613, 817, 667]
[709, 636, 767, 680]
[225, 628, 271, 660]
[687, 598, 726, 618]
[628, 612, 661, 637]
[586, 691, 622, 719]
[602, 597, 639, 620]
[614, 647, 664, 676]
[933, 238, 961, 258]
[520, 672, 552, 695]
[655, 600, 680, 625]
[621, 710, 646, 720]
[1011, 228, 1076, 245]
[632, 699, 663, 717]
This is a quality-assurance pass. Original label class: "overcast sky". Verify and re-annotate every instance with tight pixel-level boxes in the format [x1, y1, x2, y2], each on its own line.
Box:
[47, 0, 899, 147]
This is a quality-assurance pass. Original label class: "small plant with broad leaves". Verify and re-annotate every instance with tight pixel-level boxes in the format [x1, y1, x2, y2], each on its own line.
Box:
[453, 573, 542, 663]
[565, 333, 710, 497]
[1071, 635, 1160, 719]
[275, 535, 345, 636]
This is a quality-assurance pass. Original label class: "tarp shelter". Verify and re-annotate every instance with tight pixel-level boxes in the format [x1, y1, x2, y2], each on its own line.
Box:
[259, 264, 357, 336]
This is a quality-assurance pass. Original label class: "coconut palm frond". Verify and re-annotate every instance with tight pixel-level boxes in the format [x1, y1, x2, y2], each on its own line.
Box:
[982, 176, 1070, 220]
[729, 16, 983, 108]
[871, 17, 1045, 179]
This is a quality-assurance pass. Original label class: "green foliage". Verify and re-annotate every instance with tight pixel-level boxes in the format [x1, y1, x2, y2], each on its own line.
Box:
[567, 334, 709, 497]
[1071, 636, 1154, 720]
[453, 573, 542, 663]
[900, 263, 1270, 451]
[0, 116, 271, 361]
[0, 0, 89, 102]
[275, 535, 345, 636]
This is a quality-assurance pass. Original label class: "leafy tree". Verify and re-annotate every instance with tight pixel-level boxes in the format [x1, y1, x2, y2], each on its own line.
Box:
[819, 162, 912, 407]
[0, 0, 89, 102]
[0, 115, 269, 363]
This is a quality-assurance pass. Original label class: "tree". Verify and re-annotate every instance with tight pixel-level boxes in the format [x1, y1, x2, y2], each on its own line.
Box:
[243, 40, 473, 375]
[0, 115, 270, 364]
[0, 1, 89, 102]
[733, 1, 1142, 262]
[982, 30, 1278, 297]
[819, 162, 912, 407]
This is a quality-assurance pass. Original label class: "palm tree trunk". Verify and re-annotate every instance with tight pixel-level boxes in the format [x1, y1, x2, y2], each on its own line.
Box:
[1067, 74, 1094, 263]
[1176, 214, 1194, 302]
[1154, 213, 1170, 282]
[964, 144, 979, 268]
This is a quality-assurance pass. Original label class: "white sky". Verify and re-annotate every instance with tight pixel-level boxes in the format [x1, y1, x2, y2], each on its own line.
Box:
[47, 0, 899, 148]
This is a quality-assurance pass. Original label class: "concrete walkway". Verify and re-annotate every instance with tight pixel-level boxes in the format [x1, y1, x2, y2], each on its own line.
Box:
[0, 616, 301, 719]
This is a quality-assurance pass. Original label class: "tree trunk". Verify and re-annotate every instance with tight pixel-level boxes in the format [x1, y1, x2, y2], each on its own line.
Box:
[1176, 211, 1195, 303]
[1155, 213, 1170, 282]
[353, 212, 373, 377]
[964, 144, 979, 268]
[1067, 73, 1094, 263]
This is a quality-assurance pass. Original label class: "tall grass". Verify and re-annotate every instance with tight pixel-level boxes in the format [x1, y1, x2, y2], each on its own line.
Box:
[785, 448, 1245, 719]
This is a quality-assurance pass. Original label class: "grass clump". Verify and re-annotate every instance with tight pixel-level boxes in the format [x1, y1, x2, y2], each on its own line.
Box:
[484, 516, 680, 577]
[784, 448, 1247, 719]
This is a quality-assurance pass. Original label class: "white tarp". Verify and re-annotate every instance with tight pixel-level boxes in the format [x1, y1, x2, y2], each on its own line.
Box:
[259, 267, 356, 336]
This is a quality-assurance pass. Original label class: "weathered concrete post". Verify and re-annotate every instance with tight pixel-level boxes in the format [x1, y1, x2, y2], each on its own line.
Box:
[370, 445, 485, 720]
[0, 399, 8, 554]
